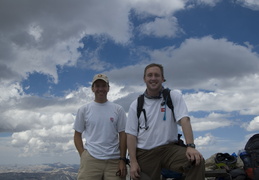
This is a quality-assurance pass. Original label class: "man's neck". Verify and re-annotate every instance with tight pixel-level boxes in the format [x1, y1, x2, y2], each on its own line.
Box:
[145, 87, 164, 98]
[94, 98, 108, 103]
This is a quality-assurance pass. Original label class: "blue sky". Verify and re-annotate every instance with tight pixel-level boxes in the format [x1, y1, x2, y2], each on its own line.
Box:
[0, 0, 259, 165]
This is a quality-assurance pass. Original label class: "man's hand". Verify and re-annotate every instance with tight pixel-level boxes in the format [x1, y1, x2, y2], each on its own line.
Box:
[130, 161, 141, 180]
[186, 147, 203, 165]
[117, 160, 127, 177]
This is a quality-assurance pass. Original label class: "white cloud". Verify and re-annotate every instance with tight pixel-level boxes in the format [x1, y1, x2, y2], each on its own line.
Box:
[191, 113, 232, 131]
[11, 124, 75, 157]
[0, 0, 132, 84]
[242, 116, 259, 131]
[131, 0, 185, 16]
[2, 109, 75, 131]
[102, 35, 259, 87]
[0, 82, 24, 102]
[139, 17, 183, 38]
[195, 133, 216, 147]
[195, 134, 248, 159]
[118, 36, 259, 93]
[28, 23, 43, 42]
[0, 84, 92, 132]
[3, 0, 258, 87]
[0, 0, 187, 85]
[7, 37, 82, 84]
[182, 76, 259, 122]
[6, 108, 76, 157]
[0, 81, 130, 157]
[108, 83, 131, 102]
[237, 0, 259, 10]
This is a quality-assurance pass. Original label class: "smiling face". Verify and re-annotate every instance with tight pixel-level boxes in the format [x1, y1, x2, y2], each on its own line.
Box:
[144, 65, 165, 96]
[92, 80, 109, 103]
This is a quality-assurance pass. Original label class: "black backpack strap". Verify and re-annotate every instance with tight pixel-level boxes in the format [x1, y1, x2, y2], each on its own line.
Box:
[162, 88, 176, 121]
[162, 88, 173, 110]
[137, 94, 144, 119]
[137, 94, 148, 131]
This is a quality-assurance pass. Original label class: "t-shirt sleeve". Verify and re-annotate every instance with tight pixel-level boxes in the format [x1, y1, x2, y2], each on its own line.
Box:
[117, 105, 127, 132]
[73, 106, 85, 133]
[171, 90, 189, 122]
[125, 100, 139, 137]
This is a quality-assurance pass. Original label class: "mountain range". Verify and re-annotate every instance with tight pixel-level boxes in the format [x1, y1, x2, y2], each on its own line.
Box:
[0, 163, 79, 180]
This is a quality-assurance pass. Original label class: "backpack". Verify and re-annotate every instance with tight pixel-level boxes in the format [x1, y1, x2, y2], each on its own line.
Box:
[136, 88, 185, 146]
[243, 133, 259, 179]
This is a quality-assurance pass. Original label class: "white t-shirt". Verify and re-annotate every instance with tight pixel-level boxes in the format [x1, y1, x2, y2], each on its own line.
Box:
[125, 90, 189, 150]
[73, 101, 126, 160]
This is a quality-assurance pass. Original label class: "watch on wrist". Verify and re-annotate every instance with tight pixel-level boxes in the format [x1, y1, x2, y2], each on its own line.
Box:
[186, 143, 196, 148]
[119, 157, 127, 162]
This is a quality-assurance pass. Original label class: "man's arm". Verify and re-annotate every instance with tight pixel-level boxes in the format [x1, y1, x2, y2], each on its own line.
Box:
[118, 131, 127, 177]
[74, 131, 84, 156]
[180, 117, 203, 165]
[119, 131, 127, 158]
[127, 134, 141, 179]
[180, 117, 194, 144]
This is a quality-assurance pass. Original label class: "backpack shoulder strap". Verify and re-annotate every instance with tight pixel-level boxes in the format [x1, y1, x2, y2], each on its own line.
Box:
[162, 88, 176, 121]
[137, 94, 145, 119]
[162, 88, 173, 111]
[137, 94, 148, 131]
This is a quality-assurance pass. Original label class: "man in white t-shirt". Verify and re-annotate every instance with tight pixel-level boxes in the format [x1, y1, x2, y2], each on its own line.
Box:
[126, 63, 205, 180]
[74, 74, 127, 180]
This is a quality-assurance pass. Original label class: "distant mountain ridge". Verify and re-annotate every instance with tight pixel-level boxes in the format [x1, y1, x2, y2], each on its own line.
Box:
[0, 163, 79, 180]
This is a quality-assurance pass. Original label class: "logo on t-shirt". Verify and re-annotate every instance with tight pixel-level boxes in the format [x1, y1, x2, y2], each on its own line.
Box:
[110, 117, 114, 122]
[161, 108, 165, 112]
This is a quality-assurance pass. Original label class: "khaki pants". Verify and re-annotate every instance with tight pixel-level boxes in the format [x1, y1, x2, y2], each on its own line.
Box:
[77, 150, 126, 180]
[137, 143, 205, 180]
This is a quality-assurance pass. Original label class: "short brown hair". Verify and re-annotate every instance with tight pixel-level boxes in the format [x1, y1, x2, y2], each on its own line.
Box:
[144, 63, 165, 81]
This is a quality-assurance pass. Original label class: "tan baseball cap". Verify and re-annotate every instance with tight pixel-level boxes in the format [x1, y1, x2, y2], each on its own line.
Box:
[92, 74, 109, 84]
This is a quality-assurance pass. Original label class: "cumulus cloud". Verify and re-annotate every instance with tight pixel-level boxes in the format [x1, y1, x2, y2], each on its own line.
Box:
[242, 116, 259, 131]
[0, 0, 133, 84]
[131, 0, 185, 16]
[0, 83, 70, 134]
[0, 81, 130, 157]
[0, 82, 24, 103]
[164, 36, 259, 88]
[191, 113, 232, 131]
[185, 80, 259, 115]
[195, 133, 216, 147]
[0, 0, 189, 86]
[139, 16, 183, 38]
[1, 0, 258, 87]
[110, 36, 259, 91]
[0, 83, 90, 132]
[237, 0, 259, 10]
[2, 98, 76, 156]
[12, 124, 75, 156]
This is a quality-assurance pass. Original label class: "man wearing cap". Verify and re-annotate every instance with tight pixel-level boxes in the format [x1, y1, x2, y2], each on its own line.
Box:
[74, 74, 127, 180]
